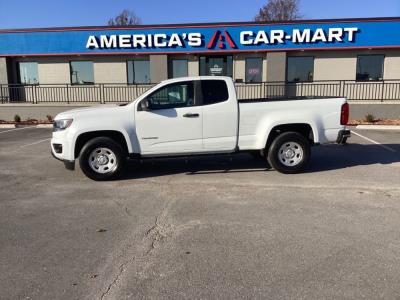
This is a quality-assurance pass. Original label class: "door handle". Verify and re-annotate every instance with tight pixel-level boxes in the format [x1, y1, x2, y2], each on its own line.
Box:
[183, 113, 200, 118]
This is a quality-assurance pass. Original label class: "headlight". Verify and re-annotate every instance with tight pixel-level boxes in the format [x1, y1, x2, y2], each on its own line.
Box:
[53, 119, 73, 132]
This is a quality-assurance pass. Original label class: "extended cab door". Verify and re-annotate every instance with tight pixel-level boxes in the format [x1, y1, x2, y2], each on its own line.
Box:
[135, 80, 203, 155]
[201, 79, 238, 151]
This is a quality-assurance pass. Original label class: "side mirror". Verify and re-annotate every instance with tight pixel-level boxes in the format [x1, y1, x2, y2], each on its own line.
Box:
[140, 99, 150, 111]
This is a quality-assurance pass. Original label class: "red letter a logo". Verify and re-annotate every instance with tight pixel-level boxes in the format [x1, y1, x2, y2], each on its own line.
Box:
[207, 30, 237, 49]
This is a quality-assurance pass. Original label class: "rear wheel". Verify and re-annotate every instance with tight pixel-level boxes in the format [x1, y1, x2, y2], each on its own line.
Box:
[267, 132, 310, 174]
[79, 137, 126, 180]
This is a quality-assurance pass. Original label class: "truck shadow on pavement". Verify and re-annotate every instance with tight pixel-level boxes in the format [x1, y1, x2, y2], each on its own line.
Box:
[306, 143, 400, 173]
[119, 143, 400, 180]
[121, 154, 270, 180]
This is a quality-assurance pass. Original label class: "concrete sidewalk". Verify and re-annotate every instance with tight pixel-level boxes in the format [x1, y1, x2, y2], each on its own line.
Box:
[0, 101, 400, 120]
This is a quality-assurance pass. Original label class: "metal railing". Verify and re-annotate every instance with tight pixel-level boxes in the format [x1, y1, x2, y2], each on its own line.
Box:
[235, 80, 400, 101]
[0, 83, 155, 104]
[1, 80, 400, 104]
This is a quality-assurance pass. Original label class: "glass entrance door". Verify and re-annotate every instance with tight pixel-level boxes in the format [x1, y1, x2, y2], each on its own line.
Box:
[199, 55, 233, 77]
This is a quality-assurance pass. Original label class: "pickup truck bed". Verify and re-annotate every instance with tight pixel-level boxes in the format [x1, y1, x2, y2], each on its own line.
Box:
[238, 97, 346, 149]
[237, 96, 342, 102]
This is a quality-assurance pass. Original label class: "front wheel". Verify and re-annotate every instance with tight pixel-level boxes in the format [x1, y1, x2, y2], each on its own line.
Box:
[79, 137, 126, 180]
[267, 132, 311, 174]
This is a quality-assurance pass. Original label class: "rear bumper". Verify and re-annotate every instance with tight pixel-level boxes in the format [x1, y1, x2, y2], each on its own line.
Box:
[336, 129, 351, 144]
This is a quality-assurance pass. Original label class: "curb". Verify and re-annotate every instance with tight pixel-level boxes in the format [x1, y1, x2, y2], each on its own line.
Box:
[0, 124, 53, 129]
[355, 125, 400, 130]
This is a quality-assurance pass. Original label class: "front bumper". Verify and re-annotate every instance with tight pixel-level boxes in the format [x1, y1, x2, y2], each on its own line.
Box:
[51, 149, 75, 170]
[51, 138, 75, 170]
[336, 129, 351, 144]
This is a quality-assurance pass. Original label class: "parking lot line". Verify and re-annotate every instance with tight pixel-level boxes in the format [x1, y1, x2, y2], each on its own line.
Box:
[19, 138, 51, 148]
[0, 127, 38, 134]
[351, 130, 396, 153]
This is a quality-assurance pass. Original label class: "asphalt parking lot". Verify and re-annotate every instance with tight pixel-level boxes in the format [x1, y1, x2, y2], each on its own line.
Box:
[1, 127, 400, 300]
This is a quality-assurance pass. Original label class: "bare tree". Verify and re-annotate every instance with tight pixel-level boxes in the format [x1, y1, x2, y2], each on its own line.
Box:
[108, 9, 141, 26]
[255, 0, 302, 22]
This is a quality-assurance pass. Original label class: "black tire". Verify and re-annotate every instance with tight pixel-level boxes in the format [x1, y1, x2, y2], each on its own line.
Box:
[267, 132, 311, 174]
[79, 137, 126, 181]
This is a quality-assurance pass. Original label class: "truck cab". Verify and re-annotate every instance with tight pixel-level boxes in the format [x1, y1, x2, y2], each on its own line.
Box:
[134, 77, 238, 155]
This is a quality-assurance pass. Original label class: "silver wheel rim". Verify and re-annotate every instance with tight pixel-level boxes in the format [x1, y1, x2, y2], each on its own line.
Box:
[278, 142, 303, 167]
[88, 147, 118, 174]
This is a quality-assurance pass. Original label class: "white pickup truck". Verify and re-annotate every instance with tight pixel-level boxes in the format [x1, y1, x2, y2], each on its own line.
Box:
[51, 76, 350, 180]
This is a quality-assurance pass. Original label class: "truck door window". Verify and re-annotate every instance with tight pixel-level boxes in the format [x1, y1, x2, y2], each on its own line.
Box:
[146, 81, 194, 110]
[201, 80, 229, 105]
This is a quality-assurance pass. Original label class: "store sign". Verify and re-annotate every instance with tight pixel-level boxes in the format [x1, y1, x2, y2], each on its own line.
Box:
[209, 64, 223, 75]
[248, 68, 260, 75]
[1, 19, 400, 56]
[85, 27, 358, 50]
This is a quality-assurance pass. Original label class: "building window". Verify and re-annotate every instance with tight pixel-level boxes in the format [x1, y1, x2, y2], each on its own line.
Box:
[70, 61, 94, 85]
[169, 59, 188, 78]
[287, 57, 314, 82]
[356, 55, 384, 81]
[199, 56, 233, 77]
[127, 60, 150, 84]
[226, 56, 233, 78]
[18, 62, 39, 84]
[245, 58, 263, 83]
[200, 57, 206, 76]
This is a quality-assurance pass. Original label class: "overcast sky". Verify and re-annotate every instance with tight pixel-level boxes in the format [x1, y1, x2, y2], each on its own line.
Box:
[0, 0, 399, 28]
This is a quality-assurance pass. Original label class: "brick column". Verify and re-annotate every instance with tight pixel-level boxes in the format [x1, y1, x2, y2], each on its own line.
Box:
[0, 57, 8, 84]
[150, 55, 168, 83]
[266, 52, 286, 82]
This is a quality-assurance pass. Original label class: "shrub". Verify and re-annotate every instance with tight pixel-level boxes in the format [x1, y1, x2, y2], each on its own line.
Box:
[364, 113, 375, 123]
[14, 114, 21, 123]
[26, 117, 38, 123]
[46, 115, 53, 122]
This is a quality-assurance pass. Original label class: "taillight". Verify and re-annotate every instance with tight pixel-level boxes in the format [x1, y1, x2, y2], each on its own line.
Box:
[340, 103, 349, 125]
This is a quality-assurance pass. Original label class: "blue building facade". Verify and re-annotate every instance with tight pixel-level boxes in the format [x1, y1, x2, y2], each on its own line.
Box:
[0, 17, 399, 93]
